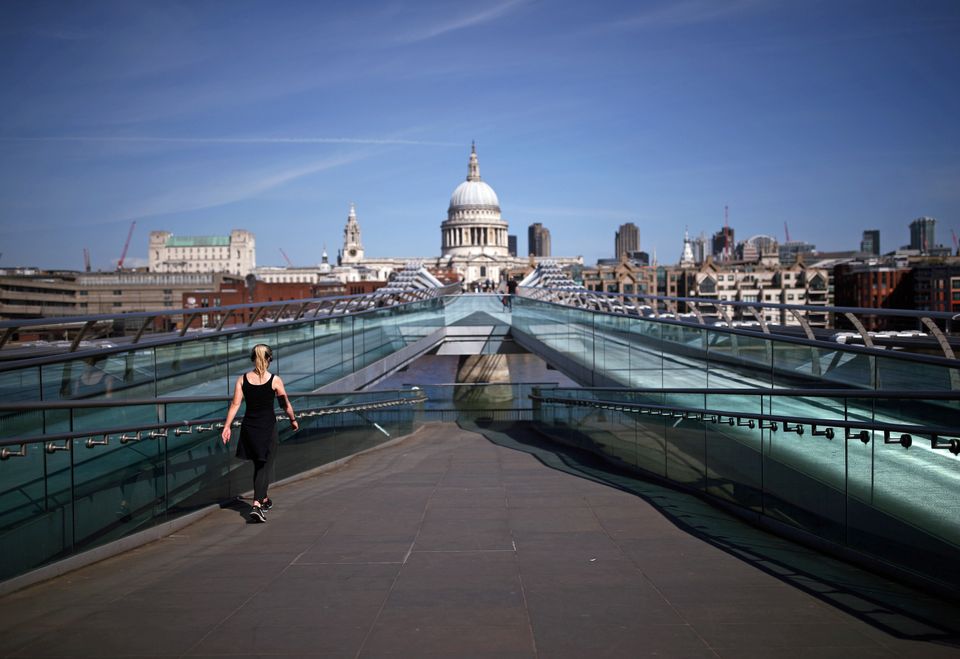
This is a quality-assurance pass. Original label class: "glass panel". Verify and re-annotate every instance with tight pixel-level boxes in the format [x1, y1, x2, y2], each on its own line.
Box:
[156, 337, 227, 397]
[0, 366, 40, 403]
[762, 394, 847, 543]
[875, 354, 958, 392]
[704, 392, 763, 511]
[663, 393, 706, 489]
[662, 325, 706, 388]
[275, 323, 315, 390]
[0, 442, 58, 581]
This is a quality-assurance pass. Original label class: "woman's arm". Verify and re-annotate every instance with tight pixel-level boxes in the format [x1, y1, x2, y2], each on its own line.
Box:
[273, 377, 299, 431]
[221, 375, 244, 443]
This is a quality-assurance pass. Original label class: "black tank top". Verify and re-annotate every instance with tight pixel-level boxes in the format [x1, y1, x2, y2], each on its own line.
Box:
[242, 372, 276, 413]
[237, 372, 277, 462]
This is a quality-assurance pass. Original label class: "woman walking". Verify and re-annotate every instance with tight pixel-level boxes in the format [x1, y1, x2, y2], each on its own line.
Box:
[222, 343, 298, 523]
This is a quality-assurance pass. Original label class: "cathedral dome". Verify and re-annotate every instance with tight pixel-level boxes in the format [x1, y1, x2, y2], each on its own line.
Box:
[447, 142, 501, 213]
[449, 179, 500, 211]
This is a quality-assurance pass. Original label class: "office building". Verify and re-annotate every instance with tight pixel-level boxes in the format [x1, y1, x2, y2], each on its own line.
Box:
[861, 230, 880, 256]
[909, 217, 936, 254]
[779, 241, 817, 265]
[615, 223, 639, 259]
[149, 230, 256, 276]
[529, 223, 552, 257]
[711, 226, 734, 261]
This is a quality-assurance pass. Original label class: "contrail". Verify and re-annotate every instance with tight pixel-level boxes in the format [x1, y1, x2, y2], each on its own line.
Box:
[2, 136, 459, 147]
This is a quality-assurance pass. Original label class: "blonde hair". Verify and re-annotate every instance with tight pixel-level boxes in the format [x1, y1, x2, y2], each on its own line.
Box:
[251, 344, 272, 377]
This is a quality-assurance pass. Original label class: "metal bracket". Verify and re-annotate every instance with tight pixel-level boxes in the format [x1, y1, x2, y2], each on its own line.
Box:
[845, 429, 870, 444]
[195, 424, 214, 432]
[736, 418, 755, 429]
[120, 432, 142, 444]
[759, 420, 778, 431]
[85, 435, 109, 448]
[0, 444, 27, 460]
[45, 441, 71, 454]
[883, 430, 912, 448]
[783, 422, 804, 435]
[174, 426, 193, 436]
[149, 430, 168, 439]
[811, 425, 835, 440]
[931, 435, 960, 455]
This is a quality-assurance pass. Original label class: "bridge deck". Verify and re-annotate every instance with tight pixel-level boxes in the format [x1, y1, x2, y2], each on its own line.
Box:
[1, 423, 957, 657]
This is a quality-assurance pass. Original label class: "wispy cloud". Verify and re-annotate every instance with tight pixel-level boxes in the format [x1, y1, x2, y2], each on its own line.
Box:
[395, 0, 528, 44]
[1, 136, 459, 147]
[120, 152, 370, 222]
[606, 0, 767, 31]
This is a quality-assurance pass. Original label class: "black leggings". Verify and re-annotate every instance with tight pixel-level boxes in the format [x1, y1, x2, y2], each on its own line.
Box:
[253, 427, 279, 503]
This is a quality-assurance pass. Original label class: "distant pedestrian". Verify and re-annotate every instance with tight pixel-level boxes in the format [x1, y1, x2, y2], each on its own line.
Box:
[222, 343, 298, 523]
[506, 278, 518, 309]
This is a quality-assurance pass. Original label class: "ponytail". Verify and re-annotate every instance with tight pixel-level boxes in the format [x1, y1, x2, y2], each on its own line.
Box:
[250, 344, 272, 377]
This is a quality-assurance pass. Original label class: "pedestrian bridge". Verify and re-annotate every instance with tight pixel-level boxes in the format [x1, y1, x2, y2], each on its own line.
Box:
[0, 287, 958, 655]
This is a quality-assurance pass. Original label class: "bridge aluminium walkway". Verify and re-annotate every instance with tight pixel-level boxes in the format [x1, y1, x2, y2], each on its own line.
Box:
[1, 422, 957, 658]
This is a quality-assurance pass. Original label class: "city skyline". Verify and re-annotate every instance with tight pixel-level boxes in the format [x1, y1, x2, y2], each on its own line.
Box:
[1, 1, 959, 271]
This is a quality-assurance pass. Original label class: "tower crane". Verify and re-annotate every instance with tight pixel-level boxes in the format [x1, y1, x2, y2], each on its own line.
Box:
[279, 248, 294, 267]
[784, 221, 792, 243]
[952, 229, 958, 256]
[117, 220, 136, 270]
[83, 248, 91, 272]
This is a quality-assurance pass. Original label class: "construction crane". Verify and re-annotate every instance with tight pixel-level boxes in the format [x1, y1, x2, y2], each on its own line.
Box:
[279, 248, 294, 267]
[784, 221, 792, 243]
[952, 229, 958, 255]
[83, 248, 91, 272]
[117, 220, 136, 270]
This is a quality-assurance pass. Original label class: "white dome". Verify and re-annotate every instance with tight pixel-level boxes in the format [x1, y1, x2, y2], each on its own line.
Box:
[449, 180, 500, 211]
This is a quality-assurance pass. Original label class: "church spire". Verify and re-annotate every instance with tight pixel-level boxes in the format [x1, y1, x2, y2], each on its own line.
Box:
[467, 141, 481, 182]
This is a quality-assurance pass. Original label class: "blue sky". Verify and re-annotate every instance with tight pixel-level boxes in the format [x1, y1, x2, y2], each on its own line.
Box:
[1, 0, 958, 270]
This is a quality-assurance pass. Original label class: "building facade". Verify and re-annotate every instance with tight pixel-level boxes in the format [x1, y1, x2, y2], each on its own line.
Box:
[149, 230, 256, 276]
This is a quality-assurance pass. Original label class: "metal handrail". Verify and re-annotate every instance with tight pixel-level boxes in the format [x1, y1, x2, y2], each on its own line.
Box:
[516, 294, 960, 369]
[529, 393, 960, 455]
[0, 389, 423, 411]
[0, 390, 428, 454]
[536, 386, 960, 400]
[520, 285, 960, 322]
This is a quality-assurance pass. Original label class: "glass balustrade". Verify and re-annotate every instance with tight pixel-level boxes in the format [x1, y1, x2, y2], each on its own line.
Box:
[0, 390, 423, 582]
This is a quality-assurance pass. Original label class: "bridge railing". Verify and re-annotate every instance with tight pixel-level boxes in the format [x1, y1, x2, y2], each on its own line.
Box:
[0, 293, 456, 404]
[511, 295, 960, 390]
[0, 389, 426, 584]
[530, 386, 960, 597]
[0, 283, 461, 355]
[520, 286, 959, 359]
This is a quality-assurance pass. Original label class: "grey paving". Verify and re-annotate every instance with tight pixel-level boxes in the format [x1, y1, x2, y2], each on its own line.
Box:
[1, 422, 958, 658]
